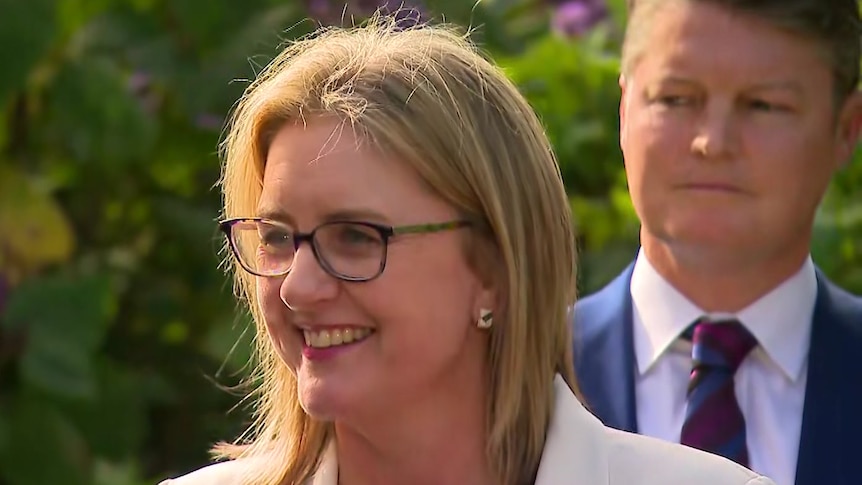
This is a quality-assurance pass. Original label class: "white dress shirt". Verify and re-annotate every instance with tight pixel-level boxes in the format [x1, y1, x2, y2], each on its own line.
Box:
[630, 250, 816, 485]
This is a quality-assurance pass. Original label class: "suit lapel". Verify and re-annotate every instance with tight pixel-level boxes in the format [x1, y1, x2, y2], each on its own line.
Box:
[794, 272, 862, 485]
[572, 263, 638, 432]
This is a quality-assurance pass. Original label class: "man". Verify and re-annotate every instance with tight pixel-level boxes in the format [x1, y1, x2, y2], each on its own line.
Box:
[572, 1, 862, 485]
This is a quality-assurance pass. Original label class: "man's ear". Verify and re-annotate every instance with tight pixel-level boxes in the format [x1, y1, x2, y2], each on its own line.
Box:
[834, 90, 862, 168]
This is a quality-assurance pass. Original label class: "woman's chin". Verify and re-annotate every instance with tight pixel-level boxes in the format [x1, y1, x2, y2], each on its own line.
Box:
[297, 380, 353, 421]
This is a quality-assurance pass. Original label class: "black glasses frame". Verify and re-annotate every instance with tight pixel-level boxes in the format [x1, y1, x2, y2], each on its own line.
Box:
[219, 217, 471, 282]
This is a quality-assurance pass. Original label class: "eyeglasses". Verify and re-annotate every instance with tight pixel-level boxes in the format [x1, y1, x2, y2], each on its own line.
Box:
[219, 217, 471, 282]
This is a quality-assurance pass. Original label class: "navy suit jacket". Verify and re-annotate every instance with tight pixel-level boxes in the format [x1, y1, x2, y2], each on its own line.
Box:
[572, 262, 862, 485]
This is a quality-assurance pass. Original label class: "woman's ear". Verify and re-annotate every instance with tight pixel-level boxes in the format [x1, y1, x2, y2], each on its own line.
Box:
[476, 308, 493, 329]
[466, 227, 504, 329]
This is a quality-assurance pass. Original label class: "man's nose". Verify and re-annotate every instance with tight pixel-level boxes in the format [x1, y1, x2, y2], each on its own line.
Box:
[691, 103, 739, 160]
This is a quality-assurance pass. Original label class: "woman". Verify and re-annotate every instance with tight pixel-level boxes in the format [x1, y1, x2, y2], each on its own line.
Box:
[161, 15, 776, 485]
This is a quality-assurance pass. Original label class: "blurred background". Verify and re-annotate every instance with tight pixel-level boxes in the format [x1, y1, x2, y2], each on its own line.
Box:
[0, 0, 860, 484]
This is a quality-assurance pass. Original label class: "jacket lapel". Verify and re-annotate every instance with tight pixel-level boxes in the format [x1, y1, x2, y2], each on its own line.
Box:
[310, 441, 338, 485]
[535, 376, 611, 485]
[572, 263, 638, 432]
[794, 272, 862, 485]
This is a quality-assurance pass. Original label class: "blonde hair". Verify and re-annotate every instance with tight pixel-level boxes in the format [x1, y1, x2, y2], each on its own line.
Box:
[215, 14, 578, 485]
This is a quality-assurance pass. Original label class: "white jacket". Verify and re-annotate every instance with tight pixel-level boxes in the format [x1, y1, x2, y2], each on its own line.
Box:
[161, 376, 776, 485]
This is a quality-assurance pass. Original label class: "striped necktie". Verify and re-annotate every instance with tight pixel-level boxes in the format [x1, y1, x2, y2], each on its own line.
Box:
[680, 318, 757, 467]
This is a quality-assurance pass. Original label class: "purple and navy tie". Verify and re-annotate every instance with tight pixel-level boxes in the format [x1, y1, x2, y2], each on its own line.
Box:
[680, 318, 757, 467]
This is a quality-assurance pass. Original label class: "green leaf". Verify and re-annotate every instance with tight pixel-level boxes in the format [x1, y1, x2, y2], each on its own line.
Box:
[177, 3, 306, 118]
[152, 196, 221, 250]
[3, 273, 114, 347]
[0, 0, 56, 104]
[203, 312, 255, 376]
[0, 395, 90, 485]
[64, 363, 149, 461]
[0, 166, 75, 279]
[93, 458, 150, 485]
[3, 273, 115, 399]
[43, 56, 158, 165]
[19, 327, 98, 399]
[56, 0, 118, 38]
[500, 33, 622, 196]
[578, 240, 639, 293]
[0, 412, 8, 455]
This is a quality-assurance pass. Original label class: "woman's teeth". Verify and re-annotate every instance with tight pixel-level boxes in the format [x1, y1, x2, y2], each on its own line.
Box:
[303, 327, 373, 348]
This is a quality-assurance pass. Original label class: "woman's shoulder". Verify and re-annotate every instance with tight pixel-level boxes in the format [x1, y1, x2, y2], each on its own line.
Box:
[542, 375, 774, 485]
[602, 427, 774, 485]
[159, 442, 336, 485]
[158, 459, 257, 485]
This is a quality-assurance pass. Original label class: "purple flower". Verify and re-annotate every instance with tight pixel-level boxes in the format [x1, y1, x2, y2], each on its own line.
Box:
[305, 0, 426, 27]
[306, 0, 332, 18]
[380, 2, 425, 30]
[551, 0, 608, 38]
[127, 70, 162, 115]
[194, 113, 223, 131]
[127, 71, 152, 93]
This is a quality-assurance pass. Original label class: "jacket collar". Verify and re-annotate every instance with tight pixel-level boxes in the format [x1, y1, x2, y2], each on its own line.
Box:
[534, 375, 610, 485]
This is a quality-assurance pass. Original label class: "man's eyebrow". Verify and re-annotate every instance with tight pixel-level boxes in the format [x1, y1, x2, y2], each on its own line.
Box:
[649, 75, 700, 86]
[647, 77, 805, 97]
[747, 81, 805, 95]
[661, 76, 697, 84]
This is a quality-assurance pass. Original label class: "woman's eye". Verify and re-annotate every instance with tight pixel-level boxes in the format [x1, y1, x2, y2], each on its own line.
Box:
[337, 226, 380, 245]
[260, 228, 291, 247]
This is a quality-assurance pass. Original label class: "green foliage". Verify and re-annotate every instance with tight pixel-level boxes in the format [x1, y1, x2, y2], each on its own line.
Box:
[4, 274, 114, 399]
[1, 0, 291, 482]
[0, 0, 859, 483]
[496, 25, 642, 291]
[813, 155, 862, 291]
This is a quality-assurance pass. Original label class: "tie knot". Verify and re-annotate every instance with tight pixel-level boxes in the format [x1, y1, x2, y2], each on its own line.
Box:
[689, 319, 757, 373]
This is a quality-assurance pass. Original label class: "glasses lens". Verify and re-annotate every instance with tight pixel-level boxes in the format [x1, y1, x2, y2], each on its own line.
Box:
[230, 220, 295, 276]
[315, 222, 386, 280]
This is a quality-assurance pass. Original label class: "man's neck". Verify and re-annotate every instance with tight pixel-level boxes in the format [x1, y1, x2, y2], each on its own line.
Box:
[641, 233, 811, 313]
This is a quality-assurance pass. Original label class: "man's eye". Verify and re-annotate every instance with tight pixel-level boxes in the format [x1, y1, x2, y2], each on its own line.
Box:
[656, 95, 692, 107]
[748, 99, 786, 112]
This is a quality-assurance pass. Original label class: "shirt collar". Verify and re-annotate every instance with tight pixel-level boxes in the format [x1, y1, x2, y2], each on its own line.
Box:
[631, 250, 702, 376]
[631, 249, 816, 382]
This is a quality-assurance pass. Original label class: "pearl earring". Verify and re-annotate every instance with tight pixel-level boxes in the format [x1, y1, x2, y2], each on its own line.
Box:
[477, 309, 493, 329]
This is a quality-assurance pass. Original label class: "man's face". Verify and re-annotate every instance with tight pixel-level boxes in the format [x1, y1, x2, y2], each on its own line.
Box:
[620, 1, 862, 265]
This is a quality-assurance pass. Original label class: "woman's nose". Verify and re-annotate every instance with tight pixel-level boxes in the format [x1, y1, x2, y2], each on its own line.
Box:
[278, 244, 338, 311]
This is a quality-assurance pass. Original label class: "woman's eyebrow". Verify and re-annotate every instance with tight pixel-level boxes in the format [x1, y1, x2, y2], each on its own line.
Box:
[254, 207, 392, 225]
[255, 208, 294, 224]
[321, 208, 391, 224]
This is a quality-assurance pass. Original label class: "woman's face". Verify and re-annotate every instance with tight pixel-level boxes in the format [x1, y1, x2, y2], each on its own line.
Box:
[255, 118, 495, 423]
